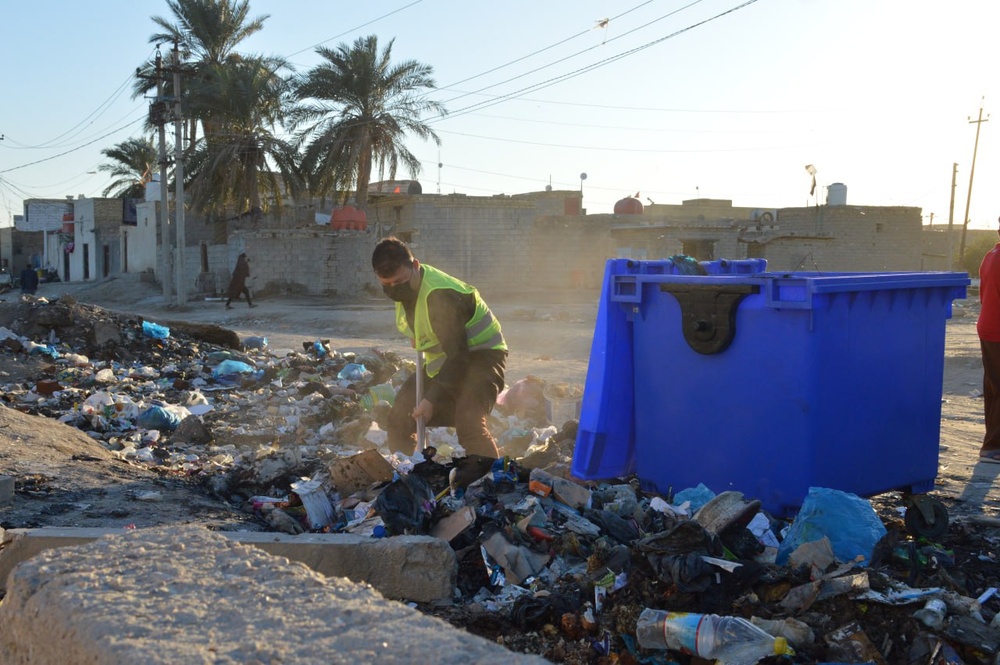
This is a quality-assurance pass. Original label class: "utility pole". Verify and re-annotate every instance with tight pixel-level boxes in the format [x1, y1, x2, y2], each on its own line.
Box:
[153, 51, 173, 302]
[959, 98, 989, 265]
[947, 162, 957, 271]
[172, 38, 187, 306]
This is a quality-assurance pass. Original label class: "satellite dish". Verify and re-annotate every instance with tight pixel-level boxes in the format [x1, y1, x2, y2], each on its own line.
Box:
[580, 173, 588, 181]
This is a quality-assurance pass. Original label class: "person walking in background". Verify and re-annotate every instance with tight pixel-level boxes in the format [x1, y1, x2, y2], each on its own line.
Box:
[20, 264, 39, 295]
[225, 253, 255, 309]
[977, 218, 1000, 464]
[371, 236, 507, 458]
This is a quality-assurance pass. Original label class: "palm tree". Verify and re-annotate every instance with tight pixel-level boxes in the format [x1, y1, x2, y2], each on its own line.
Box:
[134, 0, 270, 151]
[98, 137, 158, 199]
[184, 55, 302, 222]
[290, 35, 445, 207]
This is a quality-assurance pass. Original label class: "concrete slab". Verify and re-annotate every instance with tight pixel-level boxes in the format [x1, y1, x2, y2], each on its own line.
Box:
[0, 476, 12, 505]
[0, 524, 544, 664]
[0, 527, 456, 602]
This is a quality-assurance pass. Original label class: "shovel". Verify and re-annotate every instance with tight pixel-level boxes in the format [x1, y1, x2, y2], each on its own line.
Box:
[415, 350, 426, 452]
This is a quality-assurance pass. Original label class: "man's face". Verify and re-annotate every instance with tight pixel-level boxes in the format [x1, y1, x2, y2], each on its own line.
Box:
[378, 261, 415, 289]
[379, 260, 418, 302]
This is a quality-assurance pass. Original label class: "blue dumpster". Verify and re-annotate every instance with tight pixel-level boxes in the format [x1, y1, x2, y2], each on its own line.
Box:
[572, 258, 970, 517]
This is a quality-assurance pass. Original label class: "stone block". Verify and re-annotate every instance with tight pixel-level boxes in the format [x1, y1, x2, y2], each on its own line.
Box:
[0, 476, 13, 505]
[88, 320, 122, 347]
[0, 527, 456, 603]
[0, 525, 542, 664]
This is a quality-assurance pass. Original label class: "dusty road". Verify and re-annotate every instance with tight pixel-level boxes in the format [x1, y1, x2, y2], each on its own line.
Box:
[35, 276, 1000, 520]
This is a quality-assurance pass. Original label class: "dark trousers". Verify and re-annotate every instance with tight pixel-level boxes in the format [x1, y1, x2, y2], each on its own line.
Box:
[387, 351, 506, 458]
[226, 288, 252, 307]
[981, 339, 1000, 453]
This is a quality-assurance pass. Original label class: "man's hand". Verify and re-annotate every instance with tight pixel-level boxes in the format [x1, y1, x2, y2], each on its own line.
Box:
[412, 398, 434, 422]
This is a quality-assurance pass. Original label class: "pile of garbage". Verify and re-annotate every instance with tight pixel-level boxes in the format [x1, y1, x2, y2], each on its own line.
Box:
[1, 295, 998, 664]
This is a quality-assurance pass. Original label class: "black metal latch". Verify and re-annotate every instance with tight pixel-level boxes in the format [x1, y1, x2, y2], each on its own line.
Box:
[659, 284, 759, 354]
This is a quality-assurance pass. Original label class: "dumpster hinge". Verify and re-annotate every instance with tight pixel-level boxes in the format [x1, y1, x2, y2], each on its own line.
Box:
[659, 283, 759, 354]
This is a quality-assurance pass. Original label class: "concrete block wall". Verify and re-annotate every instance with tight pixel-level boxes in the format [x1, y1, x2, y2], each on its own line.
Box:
[370, 191, 588, 296]
[405, 197, 535, 296]
[228, 228, 376, 298]
[527, 218, 615, 291]
[92, 199, 123, 233]
[765, 206, 923, 272]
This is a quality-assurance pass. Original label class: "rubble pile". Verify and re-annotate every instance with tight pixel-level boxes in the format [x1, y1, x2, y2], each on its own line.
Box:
[1, 295, 999, 664]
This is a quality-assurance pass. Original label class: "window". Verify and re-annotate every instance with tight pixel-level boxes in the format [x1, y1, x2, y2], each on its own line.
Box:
[681, 239, 715, 260]
[746, 242, 766, 259]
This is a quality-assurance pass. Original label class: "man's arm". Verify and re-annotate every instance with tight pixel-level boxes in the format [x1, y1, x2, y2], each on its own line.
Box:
[424, 289, 476, 405]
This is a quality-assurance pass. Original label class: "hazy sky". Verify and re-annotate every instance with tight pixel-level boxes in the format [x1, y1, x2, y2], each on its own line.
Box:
[2, 0, 998, 229]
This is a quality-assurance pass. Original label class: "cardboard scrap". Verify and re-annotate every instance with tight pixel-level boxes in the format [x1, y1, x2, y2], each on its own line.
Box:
[327, 449, 394, 496]
[824, 622, 888, 665]
[430, 506, 477, 542]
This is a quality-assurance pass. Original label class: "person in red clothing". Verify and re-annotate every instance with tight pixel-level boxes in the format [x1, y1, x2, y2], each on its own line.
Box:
[977, 219, 1000, 463]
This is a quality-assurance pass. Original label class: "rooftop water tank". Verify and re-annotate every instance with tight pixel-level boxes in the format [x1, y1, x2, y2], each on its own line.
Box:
[614, 196, 644, 215]
[330, 205, 368, 230]
[827, 183, 847, 206]
[145, 175, 161, 202]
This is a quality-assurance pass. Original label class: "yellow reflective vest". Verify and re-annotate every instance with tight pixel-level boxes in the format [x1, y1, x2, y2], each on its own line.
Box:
[395, 265, 506, 377]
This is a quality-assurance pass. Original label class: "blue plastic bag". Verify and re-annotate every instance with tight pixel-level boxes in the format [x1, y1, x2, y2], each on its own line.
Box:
[672, 483, 715, 514]
[212, 359, 255, 377]
[337, 363, 370, 382]
[137, 405, 182, 431]
[776, 487, 887, 566]
[243, 336, 268, 350]
[142, 321, 170, 339]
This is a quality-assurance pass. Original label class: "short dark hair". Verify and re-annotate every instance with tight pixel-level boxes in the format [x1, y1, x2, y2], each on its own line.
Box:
[372, 236, 414, 277]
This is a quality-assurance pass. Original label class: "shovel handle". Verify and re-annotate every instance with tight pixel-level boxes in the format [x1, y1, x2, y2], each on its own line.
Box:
[415, 350, 426, 451]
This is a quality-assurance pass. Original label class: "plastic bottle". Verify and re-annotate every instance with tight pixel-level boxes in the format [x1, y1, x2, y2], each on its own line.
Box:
[635, 610, 793, 665]
[913, 598, 947, 630]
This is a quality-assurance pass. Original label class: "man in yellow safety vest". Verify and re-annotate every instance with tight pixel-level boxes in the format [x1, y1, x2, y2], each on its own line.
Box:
[372, 236, 507, 458]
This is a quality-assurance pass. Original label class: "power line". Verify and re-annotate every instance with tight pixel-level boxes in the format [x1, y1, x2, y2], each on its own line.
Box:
[430, 0, 761, 123]
[284, 0, 425, 60]
[0, 116, 146, 175]
[2, 47, 156, 150]
[456, 110, 790, 134]
[433, 0, 663, 104]
[435, 0, 706, 106]
[435, 127, 808, 153]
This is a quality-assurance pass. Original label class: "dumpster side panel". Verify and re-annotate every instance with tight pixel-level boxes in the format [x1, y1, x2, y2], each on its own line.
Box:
[631, 285, 816, 513]
[627, 273, 966, 517]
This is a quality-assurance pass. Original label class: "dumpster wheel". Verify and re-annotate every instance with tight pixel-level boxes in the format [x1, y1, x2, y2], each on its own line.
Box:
[903, 495, 949, 540]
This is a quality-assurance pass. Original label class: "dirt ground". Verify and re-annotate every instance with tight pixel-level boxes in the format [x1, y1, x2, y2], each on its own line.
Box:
[1, 276, 998, 664]
[0, 276, 997, 528]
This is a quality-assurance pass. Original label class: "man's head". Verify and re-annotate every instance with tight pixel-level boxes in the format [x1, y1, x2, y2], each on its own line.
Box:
[239, 253, 247, 260]
[372, 236, 420, 302]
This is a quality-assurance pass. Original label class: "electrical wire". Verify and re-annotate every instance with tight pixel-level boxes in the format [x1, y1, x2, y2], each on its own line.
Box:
[0, 116, 146, 175]
[3, 46, 156, 150]
[434, 0, 704, 107]
[433, 0, 661, 104]
[429, 0, 761, 123]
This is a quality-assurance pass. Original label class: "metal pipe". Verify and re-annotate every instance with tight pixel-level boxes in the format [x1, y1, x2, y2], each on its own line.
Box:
[415, 350, 426, 452]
